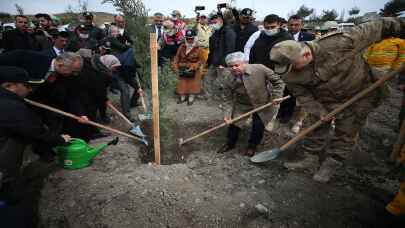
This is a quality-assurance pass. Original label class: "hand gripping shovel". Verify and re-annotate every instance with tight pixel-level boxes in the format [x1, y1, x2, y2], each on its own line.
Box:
[179, 96, 291, 146]
[106, 101, 148, 145]
[24, 99, 145, 144]
[251, 68, 400, 163]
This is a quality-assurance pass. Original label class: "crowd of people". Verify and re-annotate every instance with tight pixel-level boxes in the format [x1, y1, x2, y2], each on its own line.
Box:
[0, 4, 405, 226]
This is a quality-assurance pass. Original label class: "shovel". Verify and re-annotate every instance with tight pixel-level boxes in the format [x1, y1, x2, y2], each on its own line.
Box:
[24, 99, 146, 144]
[106, 101, 148, 145]
[251, 68, 400, 163]
[179, 96, 291, 146]
[135, 69, 152, 121]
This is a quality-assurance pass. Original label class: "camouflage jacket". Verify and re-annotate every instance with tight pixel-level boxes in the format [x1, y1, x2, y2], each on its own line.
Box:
[283, 17, 405, 116]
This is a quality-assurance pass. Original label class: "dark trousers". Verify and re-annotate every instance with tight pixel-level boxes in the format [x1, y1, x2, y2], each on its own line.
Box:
[0, 138, 25, 183]
[277, 88, 296, 123]
[227, 113, 265, 149]
[116, 75, 139, 118]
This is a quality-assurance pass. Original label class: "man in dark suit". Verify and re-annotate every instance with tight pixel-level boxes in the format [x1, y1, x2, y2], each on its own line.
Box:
[150, 12, 164, 66]
[288, 15, 315, 42]
[41, 31, 69, 58]
[281, 15, 317, 131]
[0, 50, 89, 160]
[2, 15, 37, 52]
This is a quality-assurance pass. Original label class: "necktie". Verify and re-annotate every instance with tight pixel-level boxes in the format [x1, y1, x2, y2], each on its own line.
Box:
[157, 26, 162, 41]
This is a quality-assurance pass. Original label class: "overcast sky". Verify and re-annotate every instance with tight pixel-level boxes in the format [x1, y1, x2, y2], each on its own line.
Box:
[0, 0, 390, 20]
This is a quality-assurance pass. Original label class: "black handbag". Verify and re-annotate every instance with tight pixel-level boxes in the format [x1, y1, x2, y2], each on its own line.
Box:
[178, 66, 196, 78]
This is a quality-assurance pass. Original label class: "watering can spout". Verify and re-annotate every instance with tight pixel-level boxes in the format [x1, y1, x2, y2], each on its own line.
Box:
[87, 137, 119, 160]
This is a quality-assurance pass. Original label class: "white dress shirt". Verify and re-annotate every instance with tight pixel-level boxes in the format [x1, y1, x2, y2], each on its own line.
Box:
[243, 30, 262, 62]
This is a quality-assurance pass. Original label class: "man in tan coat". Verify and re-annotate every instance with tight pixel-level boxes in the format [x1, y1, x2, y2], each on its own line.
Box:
[269, 17, 405, 183]
[218, 52, 285, 156]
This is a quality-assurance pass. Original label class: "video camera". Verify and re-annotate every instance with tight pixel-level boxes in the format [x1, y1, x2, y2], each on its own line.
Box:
[195, 6, 205, 12]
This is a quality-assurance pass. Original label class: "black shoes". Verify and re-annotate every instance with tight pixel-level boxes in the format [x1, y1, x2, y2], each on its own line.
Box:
[217, 144, 235, 153]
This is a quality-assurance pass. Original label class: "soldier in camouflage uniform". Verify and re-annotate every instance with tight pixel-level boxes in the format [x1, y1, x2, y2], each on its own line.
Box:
[269, 17, 405, 183]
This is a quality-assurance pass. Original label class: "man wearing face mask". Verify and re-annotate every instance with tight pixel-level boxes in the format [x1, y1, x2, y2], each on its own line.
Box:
[66, 24, 98, 52]
[205, 12, 236, 99]
[244, 14, 293, 129]
[233, 8, 258, 52]
[246, 14, 292, 69]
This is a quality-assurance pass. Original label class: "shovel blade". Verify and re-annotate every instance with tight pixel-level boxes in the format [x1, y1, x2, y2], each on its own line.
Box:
[250, 148, 282, 163]
[130, 125, 149, 146]
[130, 125, 146, 138]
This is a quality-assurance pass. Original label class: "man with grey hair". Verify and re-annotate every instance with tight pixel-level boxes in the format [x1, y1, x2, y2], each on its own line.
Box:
[270, 17, 405, 183]
[217, 51, 285, 156]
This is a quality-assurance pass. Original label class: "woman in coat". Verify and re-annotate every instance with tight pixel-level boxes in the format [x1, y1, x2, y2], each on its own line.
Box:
[172, 29, 204, 105]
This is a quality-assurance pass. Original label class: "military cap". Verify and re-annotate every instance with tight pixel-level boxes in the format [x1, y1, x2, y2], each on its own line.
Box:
[270, 40, 306, 75]
[82, 12, 94, 19]
[185, 29, 196, 38]
[240, 8, 254, 17]
[0, 66, 44, 84]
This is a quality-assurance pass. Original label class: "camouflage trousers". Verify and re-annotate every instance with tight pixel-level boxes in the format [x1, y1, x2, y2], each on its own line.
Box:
[300, 91, 380, 161]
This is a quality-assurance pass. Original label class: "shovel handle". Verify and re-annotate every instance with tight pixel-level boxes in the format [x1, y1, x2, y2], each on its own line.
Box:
[280, 70, 398, 151]
[135, 75, 148, 113]
[25, 99, 143, 143]
[179, 96, 290, 146]
[106, 101, 133, 126]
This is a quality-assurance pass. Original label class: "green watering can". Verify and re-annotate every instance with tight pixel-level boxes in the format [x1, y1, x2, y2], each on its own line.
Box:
[53, 137, 119, 169]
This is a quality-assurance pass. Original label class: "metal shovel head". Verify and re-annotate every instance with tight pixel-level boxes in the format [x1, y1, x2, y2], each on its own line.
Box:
[130, 125, 146, 138]
[130, 125, 148, 146]
[250, 148, 282, 163]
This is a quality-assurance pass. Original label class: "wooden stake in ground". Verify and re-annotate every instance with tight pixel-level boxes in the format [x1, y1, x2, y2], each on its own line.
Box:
[150, 33, 160, 165]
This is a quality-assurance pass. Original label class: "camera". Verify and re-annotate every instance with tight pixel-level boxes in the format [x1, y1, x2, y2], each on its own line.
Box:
[217, 3, 227, 9]
[195, 6, 205, 11]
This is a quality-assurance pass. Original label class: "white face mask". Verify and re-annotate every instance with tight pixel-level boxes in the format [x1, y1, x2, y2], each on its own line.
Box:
[210, 23, 222, 31]
[79, 33, 89, 39]
[263, 28, 279, 36]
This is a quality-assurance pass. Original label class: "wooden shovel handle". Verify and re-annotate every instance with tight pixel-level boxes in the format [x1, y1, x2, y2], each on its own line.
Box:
[179, 96, 291, 146]
[106, 101, 133, 126]
[390, 116, 405, 162]
[280, 70, 398, 151]
[135, 76, 148, 113]
[24, 99, 143, 142]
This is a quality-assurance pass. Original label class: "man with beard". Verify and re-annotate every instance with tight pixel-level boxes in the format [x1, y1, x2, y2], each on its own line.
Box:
[82, 12, 105, 41]
[33, 13, 54, 50]
[2, 15, 37, 52]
